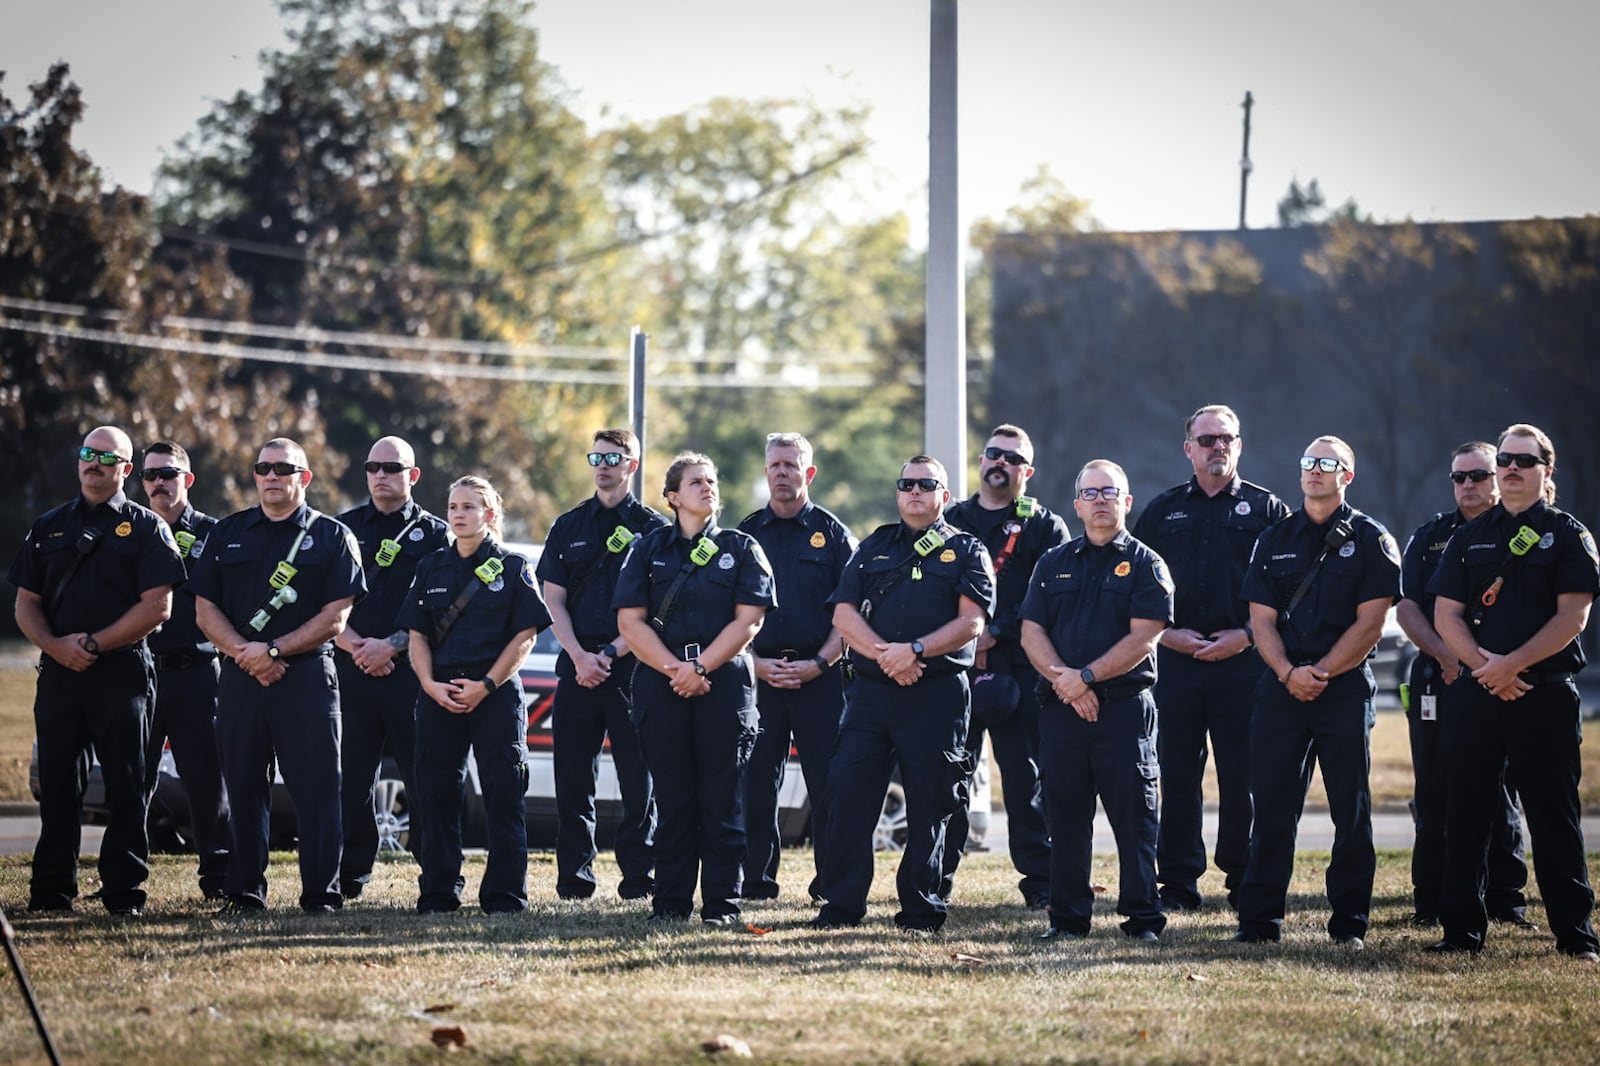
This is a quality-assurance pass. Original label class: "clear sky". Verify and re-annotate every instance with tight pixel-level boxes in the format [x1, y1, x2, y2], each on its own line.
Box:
[3, 0, 1596, 238]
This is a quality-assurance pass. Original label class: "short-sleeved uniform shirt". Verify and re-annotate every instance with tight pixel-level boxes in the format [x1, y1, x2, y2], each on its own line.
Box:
[149, 503, 218, 655]
[738, 500, 855, 658]
[337, 498, 451, 640]
[1399, 509, 1467, 623]
[1241, 502, 1401, 662]
[186, 502, 366, 642]
[611, 522, 777, 653]
[944, 495, 1070, 644]
[1132, 476, 1288, 634]
[536, 493, 668, 649]
[1020, 529, 1175, 689]
[9, 489, 187, 636]
[398, 539, 551, 665]
[1433, 499, 1600, 673]
[829, 519, 996, 683]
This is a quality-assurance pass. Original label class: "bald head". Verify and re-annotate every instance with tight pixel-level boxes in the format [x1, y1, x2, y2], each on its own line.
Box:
[78, 425, 134, 504]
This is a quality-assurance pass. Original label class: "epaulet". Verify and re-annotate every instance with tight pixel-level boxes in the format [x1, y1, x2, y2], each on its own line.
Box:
[737, 508, 765, 528]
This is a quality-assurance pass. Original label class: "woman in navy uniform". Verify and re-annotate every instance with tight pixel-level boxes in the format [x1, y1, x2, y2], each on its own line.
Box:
[614, 452, 776, 926]
[400, 476, 550, 914]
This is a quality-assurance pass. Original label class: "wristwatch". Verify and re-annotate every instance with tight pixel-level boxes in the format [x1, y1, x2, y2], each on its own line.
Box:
[910, 639, 926, 657]
[1079, 666, 1096, 686]
[693, 660, 708, 677]
[480, 675, 498, 693]
[267, 641, 281, 660]
[599, 643, 617, 660]
[82, 634, 100, 654]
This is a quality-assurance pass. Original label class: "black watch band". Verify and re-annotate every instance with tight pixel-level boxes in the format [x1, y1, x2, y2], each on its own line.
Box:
[267, 641, 281, 660]
[481, 675, 498, 693]
[599, 643, 617, 660]
[812, 654, 830, 672]
[693, 660, 708, 677]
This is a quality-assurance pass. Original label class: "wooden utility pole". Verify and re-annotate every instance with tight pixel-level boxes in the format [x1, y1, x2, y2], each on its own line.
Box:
[1238, 91, 1254, 230]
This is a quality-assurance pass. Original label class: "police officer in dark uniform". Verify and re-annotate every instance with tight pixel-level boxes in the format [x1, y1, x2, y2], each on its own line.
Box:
[191, 437, 366, 913]
[941, 423, 1068, 909]
[333, 436, 450, 899]
[1022, 459, 1173, 941]
[10, 426, 185, 916]
[1132, 404, 1288, 914]
[738, 431, 854, 903]
[539, 428, 667, 901]
[811, 456, 995, 933]
[615, 452, 776, 926]
[1233, 436, 1399, 948]
[1430, 423, 1600, 961]
[1396, 441, 1527, 928]
[401, 475, 550, 914]
[139, 440, 230, 900]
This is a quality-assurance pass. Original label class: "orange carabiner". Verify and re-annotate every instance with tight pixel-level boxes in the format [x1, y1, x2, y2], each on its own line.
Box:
[1481, 576, 1503, 607]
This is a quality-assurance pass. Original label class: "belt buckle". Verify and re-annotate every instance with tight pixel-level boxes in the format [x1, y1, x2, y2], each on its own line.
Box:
[780, 648, 802, 661]
[682, 643, 702, 662]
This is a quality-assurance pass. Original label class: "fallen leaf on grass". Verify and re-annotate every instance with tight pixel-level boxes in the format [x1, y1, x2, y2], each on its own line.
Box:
[1135, 1029, 1150, 1041]
[430, 1026, 468, 1049]
[951, 953, 986, 966]
[701, 1033, 752, 1057]
[1186, 973, 1210, 983]
[1091, 884, 1108, 895]
[479, 979, 498, 987]
[423, 1003, 457, 1014]
[133, 1005, 153, 1015]
[745, 923, 772, 935]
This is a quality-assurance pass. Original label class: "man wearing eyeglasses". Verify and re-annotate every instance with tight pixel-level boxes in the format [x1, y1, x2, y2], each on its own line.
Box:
[939, 424, 1069, 909]
[1021, 461, 1174, 942]
[139, 440, 230, 901]
[737, 432, 855, 904]
[332, 437, 450, 899]
[1233, 436, 1400, 948]
[1131, 404, 1288, 915]
[1429, 423, 1599, 961]
[190, 438, 366, 913]
[538, 428, 668, 900]
[9, 427, 185, 916]
[1395, 441, 1528, 931]
[811, 456, 994, 933]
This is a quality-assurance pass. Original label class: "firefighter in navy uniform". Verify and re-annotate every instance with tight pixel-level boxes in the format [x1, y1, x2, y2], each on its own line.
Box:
[10, 426, 185, 916]
[811, 456, 995, 934]
[1430, 423, 1600, 961]
[1395, 441, 1528, 929]
[1131, 404, 1288, 914]
[401, 476, 550, 914]
[539, 428, 668, 901]
[139, 440, 230, 900]
[1021, 459, 1173, 942]
[191, 438, 366, 913]
[941, 424, 1069, 909]
[614, 453, 776, 926]
[738, 431, 854, 903]
[1233, 436, 1399, 948]
[333, 436, 450, 900]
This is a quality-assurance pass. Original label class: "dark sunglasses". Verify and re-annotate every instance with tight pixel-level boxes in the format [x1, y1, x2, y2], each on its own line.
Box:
[1300, 455, 1346, 473]
[1495, 452, 1546, 469]
[78, 446, 127, 466]
[141, 466, 186, 482]
[896, 477, 943, 493]
[253, 461, 306, 477]
[363, 461, 412, 474]
[1449, 469, 1492, 484]
[1077, 486, 1124, 501]
[1190, 433, 1238, 448]
[587, 452, 634, 468]
[982, 446, 1030, 466]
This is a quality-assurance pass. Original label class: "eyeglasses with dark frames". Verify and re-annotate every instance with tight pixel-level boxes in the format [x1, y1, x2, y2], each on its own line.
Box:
[364, 461, 413, 475]
[982, 446, 1031, 466]
[78, 447, 128, 466]
[896, 477, 943, 493]
[1300, 455, 1347, 473]
[1189, 433, 1238, 448]
[253, 461, 306, 477]
[587, 452, 634, 468]
[1077, 486, 1124, 502]
[1495, 452, 1546, 469]
[1449, 469, 1492, 484]
[141, 467, 186, 482]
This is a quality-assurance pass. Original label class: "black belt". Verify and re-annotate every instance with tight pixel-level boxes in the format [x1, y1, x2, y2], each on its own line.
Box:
[434, 660, 497, 682]
[1518, 670, 1574, 687]
[155, 651, 216, 671]
[771, 646, 821, 660]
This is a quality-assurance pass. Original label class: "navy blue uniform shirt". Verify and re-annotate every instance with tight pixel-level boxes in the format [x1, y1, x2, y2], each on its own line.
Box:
[186, 503, 366, 642]
[1400, 509, 1468, 622]
[148, 503, 218, 655]
[338, 498, 451, 639]
[1020, 529, 1175, 689]
[944, 495, 1070, 643]
[1433, 499, 1600, 673]
[9, 489, 187, 635]
[1241, 502, 1401, 662]
[398, 539, 551, 664]
[612, 522, 777, 651]
[830, 519, 995, 683]
[1132, 476, 1288, 634]
[738, 500, 855, 657]
[536, 493, 668, 649]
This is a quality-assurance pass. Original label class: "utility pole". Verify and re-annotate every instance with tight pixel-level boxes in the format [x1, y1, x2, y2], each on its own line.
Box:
[927, 0, 966, 497]
[628, 325, 647, 499]
[1238, 91, 1254, 230]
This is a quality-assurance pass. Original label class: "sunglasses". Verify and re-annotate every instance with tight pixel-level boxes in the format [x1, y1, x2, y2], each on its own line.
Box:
[1189, 433, 1238, 448]
[896, 477, 943, 493]
[253, 461, 306, 477]
[982, 446, 1030, 466]
[1495, 452, 1546, 469]
[587, 452, 634, 468]
[1300, 455, 1347, 473]
[1449, 469, 1492, 484]
[141, 466, 186, 482]
[363, 461, 412, 474]
[1077, 486, 1124, 502]
[78, 447, 127, 466]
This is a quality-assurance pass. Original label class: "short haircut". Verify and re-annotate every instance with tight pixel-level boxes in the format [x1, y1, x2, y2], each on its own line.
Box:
[1451, 440, 1495, 463]
[1075, 459, 1127, 491]
[1308, 434, 1355, 474]
[261, 436, 308, 468]
[764, 432, 814, 468]
[1498, 422, 1558, 504]
[143, 440, 191, 468]
[987, 424, 1033, 459]
[902, 454, 949, 486]
[593, 428, 639, 455]
[1185, 404, 1240, 437]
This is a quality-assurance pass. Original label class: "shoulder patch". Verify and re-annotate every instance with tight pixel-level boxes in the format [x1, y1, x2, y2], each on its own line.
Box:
[522, 560, 537, 589]
[344, 530, 361, 559]
[1379, 532, 1401, 566]
[1581, 530, 1598, 565]
[748, 540, 774, 577]
[1153, 557, 1175, 594]
[157, 520, 181, 555]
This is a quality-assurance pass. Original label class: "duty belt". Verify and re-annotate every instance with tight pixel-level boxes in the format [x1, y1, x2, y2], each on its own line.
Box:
[434, 660, 498, 682]
[1518, 669, 1574, 687]
[155, 651, 216, 671]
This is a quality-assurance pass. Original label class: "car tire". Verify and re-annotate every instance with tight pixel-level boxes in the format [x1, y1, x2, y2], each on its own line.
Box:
[373, 776, 410, 853]
[873, 781, 909, 852]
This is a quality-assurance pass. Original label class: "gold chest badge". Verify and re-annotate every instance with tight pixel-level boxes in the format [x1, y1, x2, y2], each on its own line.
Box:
[939, 549, 956, 563]
[1114, 561, 1132, 577]
[115, 521, 133, 537]
[810, 531, 826, 548]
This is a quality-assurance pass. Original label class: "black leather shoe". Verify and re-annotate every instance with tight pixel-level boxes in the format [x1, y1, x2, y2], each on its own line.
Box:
[1129, 929, 1160, 943]
[1490, 911, 1537, 930]
[1404, 912, 1440, 928]
[702, 914, 741, 928]
[617, 882, 654, 901]
[215, 899, 266, 918]
[1037, 926, 1085, 941]
[1231, 931, 1277, 944]
[108, 906, 142, 918]
[1561, 948, 1599, 962]
[808, 913, 860, 930]
[1425, 939, 1478, 955]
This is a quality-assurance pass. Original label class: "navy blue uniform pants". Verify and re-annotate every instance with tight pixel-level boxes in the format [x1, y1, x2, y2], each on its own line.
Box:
[149, 657, 229, 896]
[1406, 656, 1526, 920]
[336, 654, 423, 893]
[413, 681, 530, 913]
[742, 667, 843, 900]
[816, 672, 969, 930]
[1037, 688, 1165, 936]
[31, 651, 153, 912]
[216, 654, 343, 910]
[1237, 667, 1375, 941]
[1438, 679, 1598, 954]
[553, 669, 656, 898]
[1153, 647, 1263, 910]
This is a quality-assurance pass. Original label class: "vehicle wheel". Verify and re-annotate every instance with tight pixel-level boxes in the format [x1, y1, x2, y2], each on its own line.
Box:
[873, 782, 909, 852]
[374, 777, 410, 853]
